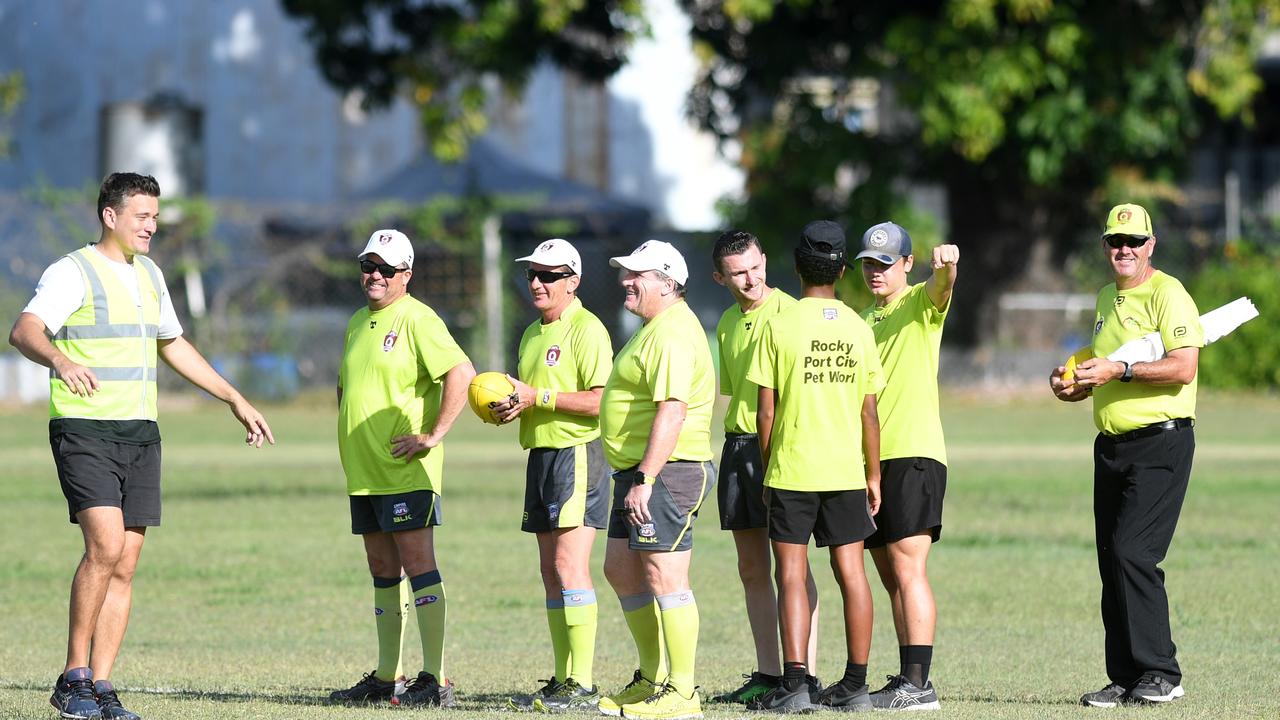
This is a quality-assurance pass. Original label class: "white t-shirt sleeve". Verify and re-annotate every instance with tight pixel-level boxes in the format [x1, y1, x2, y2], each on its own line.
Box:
[20, 257, 86, 336]
[153, 264, 184, 339]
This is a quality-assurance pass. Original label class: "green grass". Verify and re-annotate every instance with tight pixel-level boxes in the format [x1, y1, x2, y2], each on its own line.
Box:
[2, 391, 1278, 719]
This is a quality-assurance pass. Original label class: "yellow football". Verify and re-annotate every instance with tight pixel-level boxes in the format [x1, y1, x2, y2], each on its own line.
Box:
[468, 371, 517, 425]
[1063, 347, 1094, 382]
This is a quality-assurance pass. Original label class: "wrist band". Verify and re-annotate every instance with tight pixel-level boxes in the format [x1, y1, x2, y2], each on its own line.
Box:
[535, 388, 558, 411]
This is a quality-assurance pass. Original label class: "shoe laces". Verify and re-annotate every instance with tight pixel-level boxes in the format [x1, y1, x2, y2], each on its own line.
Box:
[96, 687, 125, 710]
[621, 670, 647, 691]
[642, 684, 674, 704]
[883, 675, 910, 693]
[355, 671, 386, 689]
[537, 677, 564, 696]
[552, 679, 583, 697]
[66, 676, 96, 701]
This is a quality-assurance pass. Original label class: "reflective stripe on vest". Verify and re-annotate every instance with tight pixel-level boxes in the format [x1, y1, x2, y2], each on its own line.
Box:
[49, 247, 162, 421]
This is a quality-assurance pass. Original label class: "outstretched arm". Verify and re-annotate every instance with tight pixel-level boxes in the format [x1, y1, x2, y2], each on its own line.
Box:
[158, 336, 274, 447]
[926, 244, 959, 311]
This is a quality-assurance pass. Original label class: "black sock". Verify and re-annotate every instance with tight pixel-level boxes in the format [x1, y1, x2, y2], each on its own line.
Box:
[901, 645, 933, 687]
[782, 662, 807, 692]
[840, 662, 867, 690]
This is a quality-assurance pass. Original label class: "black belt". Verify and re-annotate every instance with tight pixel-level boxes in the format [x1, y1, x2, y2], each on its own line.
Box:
[725, 432, 757, 440]
[1106, 418, 1194, 443]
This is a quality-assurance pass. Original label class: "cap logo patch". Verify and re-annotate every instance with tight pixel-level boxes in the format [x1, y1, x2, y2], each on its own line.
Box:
[1117, 209, 1132, 223]
[379, 233, 393, 245]
[540, 241, 554, 251]
[869, 229, 889, 248]
[383, 330, 399, 352]
[545, 345, 561, 367]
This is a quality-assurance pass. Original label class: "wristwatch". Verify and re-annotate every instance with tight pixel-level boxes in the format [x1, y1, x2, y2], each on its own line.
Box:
[1119, 361, 1134, 383]
[632, 471, 657, 486]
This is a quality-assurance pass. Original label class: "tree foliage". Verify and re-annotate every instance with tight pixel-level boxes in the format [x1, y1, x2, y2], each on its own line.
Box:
[0, 70, 23, 159]
[281, 0, 647, 160]
[681, 0, 1279, 342]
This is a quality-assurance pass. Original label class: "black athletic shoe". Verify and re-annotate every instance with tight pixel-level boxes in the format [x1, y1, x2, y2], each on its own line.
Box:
[534, 678, 600, 712]
[868, 675, 940, 711]
[711, 672, 780, 704]
[805, 676, 822, 705]
[93, 681, 141, 720]
[50, 668, 102, 720]
[1127, 674, 1184, 704]
[817, 681, 871, 712]
[748, 683, 816, 714]
[391, 671, 456, 708]
[328, 671, 401, 704]
[509, 677, 563, 711]
[1080, 682, 1128, 708]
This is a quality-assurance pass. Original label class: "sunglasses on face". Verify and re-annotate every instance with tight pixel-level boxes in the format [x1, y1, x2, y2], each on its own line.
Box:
[526, 269, 575, 283]
[360, 259, 407, 277]
[1105, 235, 1149, 250]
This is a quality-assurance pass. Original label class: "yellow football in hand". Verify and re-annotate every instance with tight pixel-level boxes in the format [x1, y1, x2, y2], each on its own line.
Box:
[468, 371, 517, 425]
[1063, 347, 1093, 382]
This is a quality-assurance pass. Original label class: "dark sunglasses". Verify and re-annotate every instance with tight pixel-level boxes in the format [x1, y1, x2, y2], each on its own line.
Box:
[1105, 235, 1149, 249]
[360, 259, 407, 277]
[526, 269, 575, 283]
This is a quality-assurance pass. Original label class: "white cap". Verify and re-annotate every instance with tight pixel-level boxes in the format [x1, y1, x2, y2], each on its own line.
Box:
[358, 229, 414, 269]
[609, 239, 689, 286]
[515, 238, 582, 276]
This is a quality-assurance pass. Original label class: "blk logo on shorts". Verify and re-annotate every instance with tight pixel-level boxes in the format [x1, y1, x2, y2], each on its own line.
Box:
[383, 330, 398, 352]
[638, 523, 656, 538]
[393, 502, 409, 516]
[545, 345, 561, 366]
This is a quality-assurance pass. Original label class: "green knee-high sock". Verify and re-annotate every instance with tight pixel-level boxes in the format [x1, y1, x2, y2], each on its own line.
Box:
[620, 592, 666, 683]
[372, 576, 407, 681]
[657, 591, 699, 696]
[410, 570, 447, 679]
[563, 589, 598, 687]
[546, 596, 570, 682]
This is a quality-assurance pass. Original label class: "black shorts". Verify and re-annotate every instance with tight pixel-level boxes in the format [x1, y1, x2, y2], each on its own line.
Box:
[350, 490, 442, 534]
[522, 440, 610, 533]
[608, 461, 716, 552]
[768, 488, 876, 547]
[864, 457, 946, 549]
[51, 430, 162, 526]
[717, 433, 768, 531]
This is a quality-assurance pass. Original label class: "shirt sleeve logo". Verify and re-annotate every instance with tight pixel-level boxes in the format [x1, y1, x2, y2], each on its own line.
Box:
[383, 330, 399, 352]
[1094, 317, 1104, 335]
[545, 344, 562, 366]
[1114, 296, 1126, 306]
[1173, 326, 1187, 338]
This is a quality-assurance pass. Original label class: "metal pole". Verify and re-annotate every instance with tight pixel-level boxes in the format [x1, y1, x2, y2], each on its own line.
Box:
[482, 214, 504, 372]
[1225, 170, 1241, 242]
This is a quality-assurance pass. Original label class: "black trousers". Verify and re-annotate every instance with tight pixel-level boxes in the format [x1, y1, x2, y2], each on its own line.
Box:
[1093, 423, 1194, 686]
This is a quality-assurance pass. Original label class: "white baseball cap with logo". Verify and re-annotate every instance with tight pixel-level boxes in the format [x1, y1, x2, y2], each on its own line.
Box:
[358, 229, 415, 269]
[609, 239, 689, 286]
[515, 238, 582, 276]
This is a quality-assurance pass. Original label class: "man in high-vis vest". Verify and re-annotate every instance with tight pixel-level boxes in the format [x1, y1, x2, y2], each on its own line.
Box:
[8, 172, 274, 720]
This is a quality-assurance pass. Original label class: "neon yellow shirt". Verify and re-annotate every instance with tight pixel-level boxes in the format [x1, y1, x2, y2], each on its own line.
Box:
[862, 282, 948, 465]
[716, 289, 797, 434]
[517, 297, 613, 449]
[746, 297, 884, 491]
[600, 302, 715, 469]
[1091, 271, 1203, 435]
[338, 296, 470, 495]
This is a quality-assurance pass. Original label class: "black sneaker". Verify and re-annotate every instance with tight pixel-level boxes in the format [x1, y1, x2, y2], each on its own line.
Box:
[391, 671, 456, 708]
[509, 677, 563, 711]
[868, 675, 940, 711]
[50, 668, 102, 720]
[748, 682, 816, 713]
[1127, 674, 1184, 704]
[534, 678, 600, 712]
[711, 672, 780, 704]
[1080, 682, 1128, 708]
[816, 681, 871, 712]
[327, 671, 402, 704]
[93, 681, 141, 720]
[805, 676, 822, 705]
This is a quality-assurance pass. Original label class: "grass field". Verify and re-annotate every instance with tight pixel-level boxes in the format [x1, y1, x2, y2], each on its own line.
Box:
[2, 390, 1278, 719]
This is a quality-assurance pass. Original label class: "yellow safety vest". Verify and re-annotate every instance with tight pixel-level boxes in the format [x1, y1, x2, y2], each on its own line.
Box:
[49, 247, 162, 421]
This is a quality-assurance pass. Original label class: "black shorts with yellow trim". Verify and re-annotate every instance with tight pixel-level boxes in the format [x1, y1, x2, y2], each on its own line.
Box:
[863, 457, 946, 549]
[768, 487, 876, 547]
[717, 433, 768, 531]
[608, 460, 716, 552]
[522, 439, 610, 533]
[350, 490, 442, 534]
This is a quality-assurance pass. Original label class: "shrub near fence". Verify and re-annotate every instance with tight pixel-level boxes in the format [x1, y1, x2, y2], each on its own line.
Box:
[1190, 241, 1280, 389]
